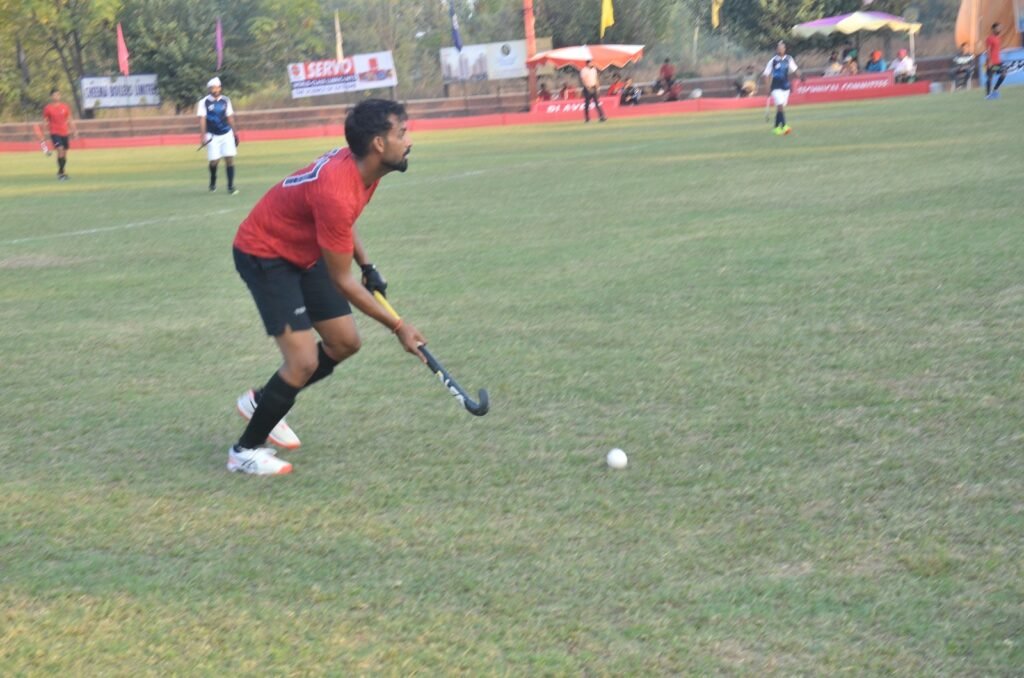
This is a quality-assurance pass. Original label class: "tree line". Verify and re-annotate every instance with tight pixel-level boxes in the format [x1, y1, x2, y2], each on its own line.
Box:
[0, 0, 957, 119]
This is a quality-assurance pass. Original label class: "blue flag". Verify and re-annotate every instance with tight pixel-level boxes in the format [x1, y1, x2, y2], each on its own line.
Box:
[449, 2, 463, 51]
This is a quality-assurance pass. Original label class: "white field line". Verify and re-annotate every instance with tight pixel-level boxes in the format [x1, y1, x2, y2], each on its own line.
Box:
[2, 208, 239, 246]
[1, 132, 732, 247]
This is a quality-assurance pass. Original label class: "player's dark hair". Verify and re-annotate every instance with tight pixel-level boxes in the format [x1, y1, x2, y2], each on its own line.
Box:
[50, 88, 60, 95]
[345, 99, 407, 158]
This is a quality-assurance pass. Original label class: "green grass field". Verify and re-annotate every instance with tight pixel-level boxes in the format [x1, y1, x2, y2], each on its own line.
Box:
[1, 91, 1021, 675]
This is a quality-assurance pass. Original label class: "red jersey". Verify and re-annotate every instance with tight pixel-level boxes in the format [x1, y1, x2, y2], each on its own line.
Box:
[233, 148, 379, 269]
[42, 102, 72, 136]
[986, 35, 1002, 65]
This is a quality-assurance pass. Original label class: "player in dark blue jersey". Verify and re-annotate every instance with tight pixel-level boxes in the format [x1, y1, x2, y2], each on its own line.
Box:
[762, 41, 801, 136]
[196, 77, 240, 194]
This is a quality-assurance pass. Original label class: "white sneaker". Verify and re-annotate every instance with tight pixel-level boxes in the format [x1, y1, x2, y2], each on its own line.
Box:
[236, 389, 301, 450]
[227, 445, 293, 475]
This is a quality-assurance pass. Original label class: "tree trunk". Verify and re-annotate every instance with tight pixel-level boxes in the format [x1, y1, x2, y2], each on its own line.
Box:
[69, 28, 88, 116]
[45, 30, 86, 117]
[16, 37, 30, 85]
[16, 37, 34, 114]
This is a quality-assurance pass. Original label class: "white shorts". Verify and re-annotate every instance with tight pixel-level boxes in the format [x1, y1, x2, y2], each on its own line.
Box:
[770, 89, 791, 107]
[206, 132, 237, 161]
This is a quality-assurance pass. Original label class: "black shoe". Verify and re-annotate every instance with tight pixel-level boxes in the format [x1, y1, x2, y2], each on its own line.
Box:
[57, 174, 69, 181]
[228, 186, 239, 195]
[209, 184, 217, 192]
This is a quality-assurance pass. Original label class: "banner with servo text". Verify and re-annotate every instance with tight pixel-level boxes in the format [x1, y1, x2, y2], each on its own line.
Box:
[287, 51, 397, 99]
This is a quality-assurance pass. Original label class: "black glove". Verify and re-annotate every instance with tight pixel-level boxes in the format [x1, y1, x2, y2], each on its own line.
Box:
[361, 263, 388, 297]
[234, 133, 240, 146]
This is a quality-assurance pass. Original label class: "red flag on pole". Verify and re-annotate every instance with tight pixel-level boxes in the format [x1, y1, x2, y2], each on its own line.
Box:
[116, 23, 130, 76]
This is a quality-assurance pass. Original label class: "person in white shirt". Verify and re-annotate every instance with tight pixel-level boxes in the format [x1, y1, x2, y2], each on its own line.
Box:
[197, 77, 239, 194]
[891, 49, 916, 83]
[578, 60, 607, 123]
[822, 52, 843, 77]
[951, 43, 975, 90]
[762, 41, 800, 135]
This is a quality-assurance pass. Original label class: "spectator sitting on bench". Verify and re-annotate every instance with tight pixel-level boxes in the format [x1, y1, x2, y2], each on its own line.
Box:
[864, 50, 887, 72]
[537, 82, 552, 101]
[841, 55, 859, 75]
[665, 79, 684, 101]
[823, 51, 843, 77]
[606, 73, 625, 98]
[620, 77, 641, 105]
[951, 43, 975, 90]
[558, 81, 578, 99]
[658, 59, 676, 94]
[891, 49, 916, 83]
[734, 65, 759, 97]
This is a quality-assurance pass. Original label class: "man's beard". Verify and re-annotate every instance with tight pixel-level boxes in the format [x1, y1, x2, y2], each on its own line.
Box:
[383, 156, 408, 173]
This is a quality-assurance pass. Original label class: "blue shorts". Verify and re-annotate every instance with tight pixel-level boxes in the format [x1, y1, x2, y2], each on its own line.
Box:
[233, 248, 351, 336]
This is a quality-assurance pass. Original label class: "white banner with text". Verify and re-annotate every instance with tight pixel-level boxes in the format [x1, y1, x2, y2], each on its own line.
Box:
[288, 51, 397, 98]
[441, 38, 553, 83]
[80, 75, 160, 109]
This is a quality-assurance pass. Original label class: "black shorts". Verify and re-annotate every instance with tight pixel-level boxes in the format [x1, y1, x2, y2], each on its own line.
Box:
[233, 247, 351, 336]
[51, 135, 69, 149]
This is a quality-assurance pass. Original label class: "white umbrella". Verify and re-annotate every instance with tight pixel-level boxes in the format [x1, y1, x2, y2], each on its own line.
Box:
[792, 11, 923, 59]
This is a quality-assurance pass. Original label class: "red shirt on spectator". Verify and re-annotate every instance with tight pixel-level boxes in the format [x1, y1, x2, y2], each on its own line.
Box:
[606, 81, 624, 96]
[234, 148, 378, 269]
[659, 62, 676, 82]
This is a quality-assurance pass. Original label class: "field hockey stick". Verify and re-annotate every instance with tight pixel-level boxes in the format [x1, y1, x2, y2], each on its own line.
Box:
[764, 96, 772, 123]
[196, 138, 212, 151]
[374, 290, 490, 416]
[32, 123, 51, 155]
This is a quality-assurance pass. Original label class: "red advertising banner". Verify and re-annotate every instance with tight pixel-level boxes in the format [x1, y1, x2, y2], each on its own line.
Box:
[530, 97, 621, 119]
[793, 72, 895, 99]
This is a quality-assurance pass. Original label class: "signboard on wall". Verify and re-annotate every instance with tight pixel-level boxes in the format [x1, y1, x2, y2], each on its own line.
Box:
[288, 51, 397, 99]
[792, 72, 895, 96]
[80, 75, 160, 109]
[440, 37, 553, 83]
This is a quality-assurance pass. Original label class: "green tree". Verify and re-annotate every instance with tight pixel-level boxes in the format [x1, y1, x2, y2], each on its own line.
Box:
[118, 0, 324, 112]
[117, 0, 221, 112]
[0, 1, 59, 117]
[246, 0, 326, 77]
[0, 0, 122, 116]
[715, 0, 912, 50]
